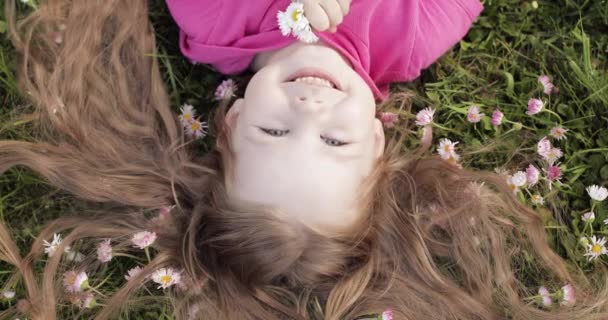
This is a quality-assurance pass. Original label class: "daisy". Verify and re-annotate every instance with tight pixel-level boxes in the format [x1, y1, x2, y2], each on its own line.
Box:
[415, 107, 435, 126]
[80, 292, 97, 309]
[214, 79, 237, 101]
[96, 239, 113, 263]
[43, 233, 70, 258]
[277, 2, 318, 43]
[526, 165, 540, 187]
[437, 139, 459, 160]
[63, 271, 89, 293]
[506, 176, 519, 196]
[604, 218, 608, 225]
[531, 194, 544, 206]
[382, 309, 394, 320]
[125, 266, 144, 281]
[545, 164, 562, 182]
[186, 119, 208, 139]
[509, 171, 527, 187]
[466, 106, 484, 123]
[131, 231, 157, 250]
[491, 109, 504, 126]
[538, 286, 553, 306]
[151, 267, 182, 290]
[586, 185, 608, 202]
[582, 211, 595, 223]
[179, 104, 196, 126]
[543, 147, 563, 165]
[538, 75, 554, 95]
[378, 112, 398, 128]
[549, 126, 568, 140]
[2, 290, 15, 300]
[584, 236, 608, 262]
[560, 283, 576, 306]
[537, 137, 552, 158]
[527, 98, 544, 115]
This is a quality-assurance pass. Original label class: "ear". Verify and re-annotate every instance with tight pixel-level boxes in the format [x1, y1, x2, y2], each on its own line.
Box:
[372, 118, 385, 159]
[225, 98, 244, 130]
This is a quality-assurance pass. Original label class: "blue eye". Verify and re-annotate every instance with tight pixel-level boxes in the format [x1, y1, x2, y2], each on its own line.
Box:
[260, 128, 289, 137]
[260, 128, 348, 147]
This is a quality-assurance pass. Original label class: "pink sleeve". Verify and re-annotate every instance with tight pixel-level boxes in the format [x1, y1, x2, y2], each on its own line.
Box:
[165, 0, 223, 44]
[408, 0, 483, 77]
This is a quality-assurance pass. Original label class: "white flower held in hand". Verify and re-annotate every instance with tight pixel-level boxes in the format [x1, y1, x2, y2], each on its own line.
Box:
[277, 2, 319, 43]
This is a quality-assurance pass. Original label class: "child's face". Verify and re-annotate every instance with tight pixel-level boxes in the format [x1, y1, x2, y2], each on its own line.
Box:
[224, 43, 384, 232]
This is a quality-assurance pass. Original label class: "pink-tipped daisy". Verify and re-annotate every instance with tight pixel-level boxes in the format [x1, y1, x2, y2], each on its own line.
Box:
[527, 98, 544, 115]
[179, 104, 196, 126]
[415, 107, 435, 126]
[582, 211, 595, 223]
[538, 75, 554, 95]
[560, 284, 576, 306]
[214, 79, 238, 101]
[437, 138, 459, 161]
[131, 231, 157, 250]
[382, 309, 394, 320]
[526, 165, 540, 187]
[538, 286, 553, 306]
[63, 271, 89, 293]
[378, 112, 398, 128]
[186, 119, 209, 139]
[466, 106, 484, 123]
[125, 266, 144, 281]
[491, 109, 504, 126]
[96, 239, 113, 263]
[549, 126, 568, 141]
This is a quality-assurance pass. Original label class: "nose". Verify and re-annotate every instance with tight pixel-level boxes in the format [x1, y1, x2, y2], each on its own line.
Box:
[292, 94, 327, 114]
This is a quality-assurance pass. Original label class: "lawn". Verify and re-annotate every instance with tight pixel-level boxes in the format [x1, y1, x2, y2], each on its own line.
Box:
[1, 0, 608, 319]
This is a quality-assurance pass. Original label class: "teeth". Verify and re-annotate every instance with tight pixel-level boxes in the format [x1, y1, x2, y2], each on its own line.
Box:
[294, 76, 334, 88]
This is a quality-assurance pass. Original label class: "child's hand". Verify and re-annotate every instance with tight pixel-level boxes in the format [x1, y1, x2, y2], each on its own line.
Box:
[302, 0, 351, 33]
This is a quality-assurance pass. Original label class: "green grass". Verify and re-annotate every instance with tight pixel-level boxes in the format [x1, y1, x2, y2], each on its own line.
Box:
[1, 0, 608, 318]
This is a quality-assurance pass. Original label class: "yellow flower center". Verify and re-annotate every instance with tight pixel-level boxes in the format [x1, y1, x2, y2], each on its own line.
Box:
[191, 122, 201, 131]
[443, 145, 451, 152]
[183, 113, 192, 121]
[66, 274, 76, 286]
[592, 244, 602, 254]
[291, 9, 302, 22]
[161, 275, 172, 285]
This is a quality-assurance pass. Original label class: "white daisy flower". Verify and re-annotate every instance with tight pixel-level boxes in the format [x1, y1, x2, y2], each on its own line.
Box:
[604, 218, 608, 225]
[214, 79, 238, 101]
[586, 185, 608, 202]
[63, 271, 89, 293]
[530, 194, 545, 206]
[179, 104, 196, 126]
[43, 233, 71, 257]
[151, 267, 182, 290]
[277, 2, 318, 43]
[186, 119, 209, 139]
[131, 231, 157, 250]
[437, 138, 458, 160]
[509, 171, 527, 187]
[2, 290, 15, 300]
[582, 211, 595, 223]
[584, 236, 608, 262]
[415, 107, 435, 126]
[125, 266, 144, 281]
[538, 286, 552, 306]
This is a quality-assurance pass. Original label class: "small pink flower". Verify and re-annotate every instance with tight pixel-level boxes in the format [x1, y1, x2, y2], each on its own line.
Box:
[96, 239, 113, 263]
[466, 106, 484, 123]
[214, 79, 237, 101]
[186, 119, 209, 139]
[63, 271, 89, 293]
[80, 292, 96, 309]
[491, 109, 504, 126]
[538, 75, 554, 95]
[179, 104, 196, 126]
[527, 98, 544, 115]
[537, 137, 552, 157]
[538, 286, 553, 306]
[550, 126, 568, 140]
[382, 309, 394, 320]
[415, 107, 435, 126]
[131, 231, 157, 249]
[526, 165, 540, 187]
[125, 266, 144, 281]
[582, 211, 595, 222]
[546, 164, 563, 182]
[544, 147, 563, 165]
[560, 283, 576, 306]
[378, 112, 398, 128]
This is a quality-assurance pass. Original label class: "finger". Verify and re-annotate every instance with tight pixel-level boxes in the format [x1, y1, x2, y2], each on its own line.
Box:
[319, 0, 343, 30]
[337, 0, 351, 15]
[305, 3, 331, 31]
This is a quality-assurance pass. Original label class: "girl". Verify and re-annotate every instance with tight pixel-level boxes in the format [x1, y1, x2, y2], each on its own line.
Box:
[0, 0, 607, 320]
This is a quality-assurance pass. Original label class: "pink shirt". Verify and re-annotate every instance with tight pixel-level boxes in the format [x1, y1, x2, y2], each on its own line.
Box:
[166, 0, 483, 101]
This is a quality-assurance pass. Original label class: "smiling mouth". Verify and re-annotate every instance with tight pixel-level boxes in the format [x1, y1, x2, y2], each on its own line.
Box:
[285, 68, 342, 91]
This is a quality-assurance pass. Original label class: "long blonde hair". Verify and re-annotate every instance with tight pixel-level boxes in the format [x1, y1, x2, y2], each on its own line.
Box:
[1, 0, 608, 319]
